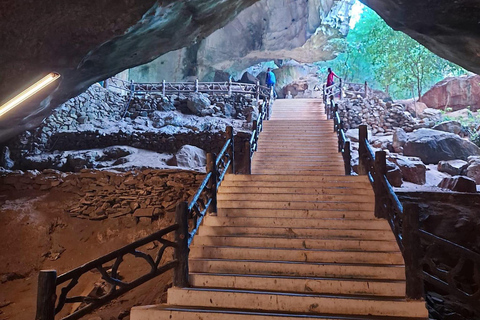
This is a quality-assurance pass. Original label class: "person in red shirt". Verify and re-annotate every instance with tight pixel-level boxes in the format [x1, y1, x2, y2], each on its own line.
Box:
[326, 68, 339, 87]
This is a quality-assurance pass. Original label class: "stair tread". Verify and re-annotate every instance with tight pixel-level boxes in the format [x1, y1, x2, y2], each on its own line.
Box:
[135, 305, 426, 320]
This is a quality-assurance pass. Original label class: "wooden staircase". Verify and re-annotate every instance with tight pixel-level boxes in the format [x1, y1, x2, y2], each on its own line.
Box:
[131, 99, 428, 320]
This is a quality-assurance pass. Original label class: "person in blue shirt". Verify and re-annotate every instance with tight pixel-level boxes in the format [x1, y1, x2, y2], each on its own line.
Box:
[265, 68, 277, 98]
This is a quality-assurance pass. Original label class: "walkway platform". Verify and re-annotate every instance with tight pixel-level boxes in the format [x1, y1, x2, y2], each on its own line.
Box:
[131, 99, 428, 320]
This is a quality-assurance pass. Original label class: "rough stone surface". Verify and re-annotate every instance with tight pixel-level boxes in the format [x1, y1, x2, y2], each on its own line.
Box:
[187, 93, 212, 116]
[337, 93, 420, 135]
[0, 0, 260, 142]
[403, 129, 480, 164]
[437, 160, 469, 176]
[392, 128, 407, 153]
[0, 169, 204, 220]
[386, 160, 403, 187]
[130, 0, 354, 82]
[438, 176, 477, 193]
[420, 75, 480, 111]
[466, 156, 480, 184]
[432, 120, 463, 135]
[395, 99, 428, 118]
[173, 145, 207, 169]
[389, 154, 426, 185]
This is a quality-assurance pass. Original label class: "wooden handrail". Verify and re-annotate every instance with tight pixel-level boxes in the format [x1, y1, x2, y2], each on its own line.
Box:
[322, 82, 351, 176]
[358, 125, 480, 315]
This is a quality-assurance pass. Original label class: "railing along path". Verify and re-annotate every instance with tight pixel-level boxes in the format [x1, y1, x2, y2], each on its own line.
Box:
[324, 83, 480, 317]
[106, 77, 273, 118]
[35, 82, 273, 320]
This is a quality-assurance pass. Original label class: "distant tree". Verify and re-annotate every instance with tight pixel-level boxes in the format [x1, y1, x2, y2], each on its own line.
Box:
[317, 5, 467, 100]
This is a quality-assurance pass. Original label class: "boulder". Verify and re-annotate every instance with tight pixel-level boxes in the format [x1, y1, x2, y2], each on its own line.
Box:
[396, 99, 428, 117]
[421, 75, 480, 111]
[403, 128, 480, 164]
[282, 80, 309, 98]
[438, 176, 477, 193]
[392, 128, 407, 153]
[103, 146, 133, 160]
[432, 120, 463, 135]
[418, 108, 442, 120]
[238, 72, 259, 85]
[213, 71, 231, 82]
[466, 156, 480, 184]
[389, 155, 426, 185]
[187, 93, 211, 116]
[437, 160, 469, 176]
[386, 160, 403, 187]
[174, 145, 207, 169]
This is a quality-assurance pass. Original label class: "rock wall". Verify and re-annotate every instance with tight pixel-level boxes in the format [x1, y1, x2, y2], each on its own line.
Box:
[129, 0, 355, 82]
[337, 93, 419, 135]
[3, 84, 252, 172]
[0, 0, 260, 143]
[0, 169, 204, 222]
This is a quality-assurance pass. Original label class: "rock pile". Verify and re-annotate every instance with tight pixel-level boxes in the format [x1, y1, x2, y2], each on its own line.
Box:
[337, 95, 418, 135]
[0, 169, 204, 221]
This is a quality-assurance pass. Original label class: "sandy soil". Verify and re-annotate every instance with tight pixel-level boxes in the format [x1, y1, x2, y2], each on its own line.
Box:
[0, 189, 175, 320]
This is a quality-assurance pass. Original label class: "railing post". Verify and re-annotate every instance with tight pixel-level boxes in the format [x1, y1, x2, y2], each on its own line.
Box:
[322, 84, 326, 104]
[195, 79, 199, 93]
[334, 104, 339, 133]
[255, 80, 260, 104]
[344, 140, 352, 175]
[207, 153, 217, 214]
[35, 270, 57, 320]
[162, 80, 166, 96]
[244, 141, 252, 174]
[252, 120, 258, 152]
[226, 126, 235, 174]
[339, 78, 343, 99]
[403, 203, 424, 300]
[228, 77, 233, 96]
[374, 151, 388, 219]
[364, 81, 368, 98]
[358, 125, 368, 175]
[173, 201, 189, 288]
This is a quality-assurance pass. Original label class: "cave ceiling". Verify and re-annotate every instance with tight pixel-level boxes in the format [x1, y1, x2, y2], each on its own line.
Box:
[0, 0, 479, 143]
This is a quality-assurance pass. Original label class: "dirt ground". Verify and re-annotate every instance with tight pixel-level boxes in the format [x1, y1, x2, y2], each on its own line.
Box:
[0, 189, 175, 320]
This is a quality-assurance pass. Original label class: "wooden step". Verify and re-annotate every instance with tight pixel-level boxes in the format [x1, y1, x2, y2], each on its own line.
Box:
[192, 236, 399, 252]
[131, 306, 426, 320]
[220, 181, 370, 188]
[224, 174, 369, 182]
[218, 186, 374, 195]
[190, 273, 406, 297]
[197, 226, 396, 241]
[217, 200, 374, 211]
[189, 259, 406, 280]
[216, 208, 375, 219]
[217, 193, 374, 203]
[203, 216, 387, 230]
[166, 288, 428, 318]
[189, 246, 404, 265]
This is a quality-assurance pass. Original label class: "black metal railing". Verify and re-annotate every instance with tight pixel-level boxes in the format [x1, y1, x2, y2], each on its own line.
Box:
[357, 124, 480, 317]
[36, 226, 178, 320]
[35, 106, 271, 319]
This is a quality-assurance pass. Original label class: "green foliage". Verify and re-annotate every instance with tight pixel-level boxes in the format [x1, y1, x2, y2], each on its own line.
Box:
[317, 5, 467, 100]
[437, 110, 480, 147]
